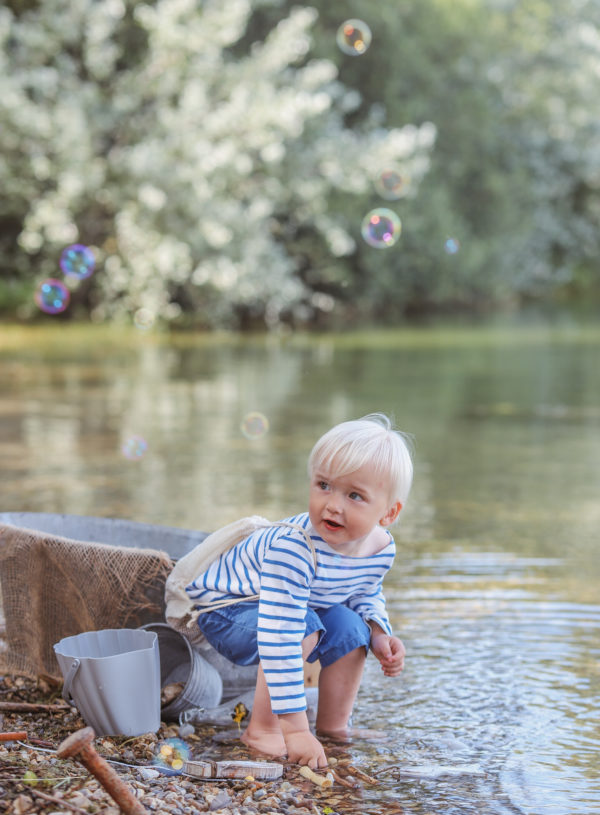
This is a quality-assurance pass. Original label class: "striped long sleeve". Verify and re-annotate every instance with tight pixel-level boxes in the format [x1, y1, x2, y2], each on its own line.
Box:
[257, 526, 316, 714]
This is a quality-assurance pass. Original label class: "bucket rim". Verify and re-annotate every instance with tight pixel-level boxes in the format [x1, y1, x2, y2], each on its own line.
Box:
[53, 628, 158, 660]
[139, 622, 194, 660]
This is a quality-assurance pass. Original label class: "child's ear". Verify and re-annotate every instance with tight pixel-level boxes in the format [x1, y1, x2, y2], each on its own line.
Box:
[380, 501, 402, 527]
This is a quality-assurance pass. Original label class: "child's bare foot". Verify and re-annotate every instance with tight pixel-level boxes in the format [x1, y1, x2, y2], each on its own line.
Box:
[241, 727, 287, 757]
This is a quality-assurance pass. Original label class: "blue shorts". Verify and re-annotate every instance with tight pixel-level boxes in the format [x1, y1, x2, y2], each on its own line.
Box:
[196, 602, 371, 668]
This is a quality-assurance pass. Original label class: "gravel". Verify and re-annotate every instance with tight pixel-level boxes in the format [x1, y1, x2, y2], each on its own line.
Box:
[0, 675, 386, 815]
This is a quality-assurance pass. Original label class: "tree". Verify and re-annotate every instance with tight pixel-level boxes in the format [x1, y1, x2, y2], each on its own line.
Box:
[0, 0, 433, 327]
[302, 0, 600, 311]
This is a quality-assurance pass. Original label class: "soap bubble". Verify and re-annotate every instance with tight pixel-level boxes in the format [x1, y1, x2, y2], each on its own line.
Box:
[374, 169, 409, 200]
[59, 244, 96, 279]
[154, 739, 190, 774]
[35, 279, 71, 314]
[361, 208, 402, 249]
[133, 308, 156, 330]
[336, 19, 372, 56]
[444, 237, 460, 255]
[121, 435, 148, 460]
[241, 412, 270, 440]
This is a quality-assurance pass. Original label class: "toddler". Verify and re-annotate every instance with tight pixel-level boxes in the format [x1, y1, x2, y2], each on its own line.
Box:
[186, 413, 413, 768]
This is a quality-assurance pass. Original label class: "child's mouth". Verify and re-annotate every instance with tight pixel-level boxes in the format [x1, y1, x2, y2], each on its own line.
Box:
[324, 519, 342, 530]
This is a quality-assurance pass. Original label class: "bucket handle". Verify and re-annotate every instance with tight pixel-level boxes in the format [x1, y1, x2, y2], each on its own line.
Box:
[61, 658, 81, 705]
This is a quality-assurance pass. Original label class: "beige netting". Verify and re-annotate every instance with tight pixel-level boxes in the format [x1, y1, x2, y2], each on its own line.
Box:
[0, 523, 173, 680]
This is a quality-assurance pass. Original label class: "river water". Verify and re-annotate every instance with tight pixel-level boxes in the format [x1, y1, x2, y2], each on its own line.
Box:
[0, 317, 598, 814]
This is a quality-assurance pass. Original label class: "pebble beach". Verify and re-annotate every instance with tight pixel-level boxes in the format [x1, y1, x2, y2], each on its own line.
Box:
[0, 676, 400, 815]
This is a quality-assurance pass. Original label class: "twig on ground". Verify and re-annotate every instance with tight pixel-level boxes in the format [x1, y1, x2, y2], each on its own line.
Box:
[346, 764, 378, 785]
[330, 768, 360, 788]
[0, 701, 70, 713]
[29, 787, 91, 814]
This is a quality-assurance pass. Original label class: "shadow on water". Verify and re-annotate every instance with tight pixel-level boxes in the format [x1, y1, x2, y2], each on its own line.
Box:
[0, 317, 599, 814]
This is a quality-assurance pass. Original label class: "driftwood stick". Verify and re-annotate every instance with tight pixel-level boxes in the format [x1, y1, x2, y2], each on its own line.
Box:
[0, 701, 70, 713]
[330, 768, 360, 788]
[299, 765, 334, 788]
[346, 764, 379, 785]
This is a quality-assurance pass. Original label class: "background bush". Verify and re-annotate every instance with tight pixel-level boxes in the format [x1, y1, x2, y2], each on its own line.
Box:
[2, 0, 599, 328]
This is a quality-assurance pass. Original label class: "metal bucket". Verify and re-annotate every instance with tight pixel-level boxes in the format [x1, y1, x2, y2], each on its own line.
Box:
[141, 623, 223, 720]
[54, 628, 161, 737]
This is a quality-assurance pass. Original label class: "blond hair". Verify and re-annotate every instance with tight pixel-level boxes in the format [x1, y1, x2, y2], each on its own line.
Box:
[307, 413, 413, 505]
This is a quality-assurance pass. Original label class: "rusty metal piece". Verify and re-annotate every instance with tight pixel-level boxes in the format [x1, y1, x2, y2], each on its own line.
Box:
[0, 731, 28, 741]
[57, 727, 148, 815]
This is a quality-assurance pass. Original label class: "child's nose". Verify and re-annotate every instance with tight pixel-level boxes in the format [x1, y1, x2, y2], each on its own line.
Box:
[326, 492, 342, 512]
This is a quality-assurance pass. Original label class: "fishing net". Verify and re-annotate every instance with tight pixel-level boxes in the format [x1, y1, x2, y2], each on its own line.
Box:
[0, 522, 173, 680]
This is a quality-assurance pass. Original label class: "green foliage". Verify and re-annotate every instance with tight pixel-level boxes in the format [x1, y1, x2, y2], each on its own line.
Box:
[304, 0, 600, 311]
[1, 0, 599, 327]
[0, 0, 432, 327]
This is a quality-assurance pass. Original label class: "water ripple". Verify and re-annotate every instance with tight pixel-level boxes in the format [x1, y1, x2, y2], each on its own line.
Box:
[352, 553, 600, 814]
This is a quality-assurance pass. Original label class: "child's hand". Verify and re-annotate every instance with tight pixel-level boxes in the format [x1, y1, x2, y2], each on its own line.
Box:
[370, 633, 406, 677]
[284, 729, 328, 768]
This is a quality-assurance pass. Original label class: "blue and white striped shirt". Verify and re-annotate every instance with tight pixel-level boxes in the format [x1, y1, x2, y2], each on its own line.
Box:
[186, 512, 395, 714]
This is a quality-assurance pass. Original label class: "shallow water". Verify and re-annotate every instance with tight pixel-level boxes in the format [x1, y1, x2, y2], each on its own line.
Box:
[0, 318, 599, 814]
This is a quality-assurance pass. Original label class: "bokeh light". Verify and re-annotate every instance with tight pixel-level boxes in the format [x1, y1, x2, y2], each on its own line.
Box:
[336, 19, 372, 56]
[121, 435, 148, 460]
[59, 244, 96, 279]
[133, 308, 156, 330]
[374, 169, 409, 200]
[154, 739, 190, 774]
[444, 237, 460, 255]
[34, 279, 71, 314]
[361, 208, 402, 249]
[241, 412, 270, 440]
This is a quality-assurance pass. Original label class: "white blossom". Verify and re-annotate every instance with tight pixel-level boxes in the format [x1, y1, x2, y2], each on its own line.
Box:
[3, 0, 433, 325]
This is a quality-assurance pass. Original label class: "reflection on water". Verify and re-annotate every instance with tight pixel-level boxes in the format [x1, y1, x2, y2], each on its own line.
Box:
[0, 321, 599, 814]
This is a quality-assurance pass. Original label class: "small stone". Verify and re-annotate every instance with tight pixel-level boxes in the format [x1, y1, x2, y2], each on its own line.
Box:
[139, 767, 161, 780]
[209, 790, 233, 810]
[252, 787, 267, 800]
[67, 792, 90, 809]
[12, 794, 34, 815]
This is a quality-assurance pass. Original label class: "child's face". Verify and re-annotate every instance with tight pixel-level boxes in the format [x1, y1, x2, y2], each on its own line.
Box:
[308, 460, 401, 554]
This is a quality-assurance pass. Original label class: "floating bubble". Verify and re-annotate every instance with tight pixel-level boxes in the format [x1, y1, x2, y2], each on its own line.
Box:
[361, 208, 402, 249]
[336, 19, 372, 56]
[121, 435, 148, 460]
[59, 244, 96, 279]
[241, 412, 270, 440]
[444, 237, 460, 255]
[154, 739, 190, 775]
[133, 307, 156, 330]
[35, 278, 71, 314]
[374, 169, 409, 200]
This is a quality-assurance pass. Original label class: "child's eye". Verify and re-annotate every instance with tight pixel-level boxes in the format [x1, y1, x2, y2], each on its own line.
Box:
[318, 480, 329, 490]
[349, 491, 363, 501]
